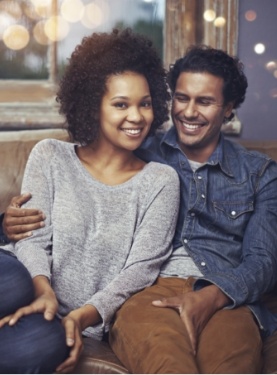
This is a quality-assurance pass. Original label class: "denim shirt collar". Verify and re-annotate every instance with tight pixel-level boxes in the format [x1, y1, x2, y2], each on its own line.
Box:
[160, 126, 234, 177]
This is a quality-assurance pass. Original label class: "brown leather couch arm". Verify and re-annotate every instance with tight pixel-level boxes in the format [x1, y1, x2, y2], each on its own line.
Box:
[73, 338, 129, 374]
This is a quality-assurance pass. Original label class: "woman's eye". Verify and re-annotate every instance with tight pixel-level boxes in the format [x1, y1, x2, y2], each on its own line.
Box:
[114, 102, 127, 109]
[142, 101, 152, 108]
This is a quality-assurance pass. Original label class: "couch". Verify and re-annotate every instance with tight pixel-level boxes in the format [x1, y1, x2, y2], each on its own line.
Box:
[0, 128, 277, 374]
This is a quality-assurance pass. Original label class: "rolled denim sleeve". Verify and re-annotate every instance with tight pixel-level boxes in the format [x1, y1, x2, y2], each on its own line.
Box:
[195, 160, 277, 307]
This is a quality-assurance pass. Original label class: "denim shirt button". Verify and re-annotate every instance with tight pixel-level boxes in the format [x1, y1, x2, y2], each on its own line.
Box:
[201, 261, 206, 267]
[184, 238, 188, 244]
[231, 211, 236, 216]
[191, 212, 195, 217]
[201, 194, 205, 199]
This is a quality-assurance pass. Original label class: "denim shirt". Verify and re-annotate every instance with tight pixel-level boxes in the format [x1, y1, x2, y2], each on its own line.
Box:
[136, 127, 277, 337]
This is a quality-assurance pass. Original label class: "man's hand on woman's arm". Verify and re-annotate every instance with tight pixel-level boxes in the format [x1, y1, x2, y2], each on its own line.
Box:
[3, 193, 45, 241]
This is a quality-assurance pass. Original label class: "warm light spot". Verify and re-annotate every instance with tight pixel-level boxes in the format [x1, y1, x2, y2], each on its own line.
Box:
[33, 20, 50, 45]
[81, 2, 103, 29]
[0, 13, 15, 39]
[203, 9, 216, 22]
[44, 16, 69, 41]
[245, 10, 257, 22]
[30, 0, 52, 7]
[214, 16, 226, 28]
[23, 2, 41, 20]
[61, 0, 84, 23]
[254, 43, 265, 54]
[270, 88, 277, 98]
[0, 0, 22, 20]
[266, 61, 277, 72]
[274, 70, 277, 79]
[3, 24, 30, 50]
[30, 0, 52, 18]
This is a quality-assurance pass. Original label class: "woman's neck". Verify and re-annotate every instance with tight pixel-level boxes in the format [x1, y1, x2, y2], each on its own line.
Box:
[76, 144, 146, 186]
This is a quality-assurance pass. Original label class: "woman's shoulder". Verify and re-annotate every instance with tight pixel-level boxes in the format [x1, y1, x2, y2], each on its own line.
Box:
[142, 161, 180, 185]
[31, 138, 74, 156]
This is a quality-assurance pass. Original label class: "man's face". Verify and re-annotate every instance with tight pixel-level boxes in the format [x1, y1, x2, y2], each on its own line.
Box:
[172, 71, 233, 162]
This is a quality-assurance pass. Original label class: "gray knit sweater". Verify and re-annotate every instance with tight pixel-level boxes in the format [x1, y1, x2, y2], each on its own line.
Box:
[4, 139, 180, 339]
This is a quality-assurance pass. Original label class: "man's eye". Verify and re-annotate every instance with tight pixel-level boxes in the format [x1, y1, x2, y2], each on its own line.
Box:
[199, 100, 212, 106]
[174, 96, 188, 102]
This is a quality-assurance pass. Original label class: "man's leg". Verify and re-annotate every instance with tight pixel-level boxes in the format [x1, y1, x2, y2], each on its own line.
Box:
[262, 290, 277, 374]
[110, 277, 199, 374]
[197, 306, 262, 374]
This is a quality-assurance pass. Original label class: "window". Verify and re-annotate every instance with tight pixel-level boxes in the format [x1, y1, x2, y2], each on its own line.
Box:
[237, 0, 277, 140]
[0, 0, 165, 130]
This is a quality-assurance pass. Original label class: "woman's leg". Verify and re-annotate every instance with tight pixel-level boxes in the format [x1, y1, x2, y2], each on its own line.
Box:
[0, 250, 68, 373]
[0, 250, 34, 318]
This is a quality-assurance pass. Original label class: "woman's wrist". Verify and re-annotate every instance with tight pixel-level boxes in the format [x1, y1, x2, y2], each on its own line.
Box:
[68, 305, 102, 331]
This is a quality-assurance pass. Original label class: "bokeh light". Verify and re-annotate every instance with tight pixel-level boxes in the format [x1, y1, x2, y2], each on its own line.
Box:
[44, 15, 69, 41]
[245, 10, 257, 22]
[203, 9, 216, 22]
[3, 24, 30, 50]
[254, 43, 265, 54]
[266, 61, 277, 72]
[31, 0, 52, 18]
[61, 0, 84, 23]
[81, 2, 103, 29]
[214, 16, 226, 28]
[0, 13, 15, 40]
[0, 0, 22, 20]
[33, 20, 50, 45]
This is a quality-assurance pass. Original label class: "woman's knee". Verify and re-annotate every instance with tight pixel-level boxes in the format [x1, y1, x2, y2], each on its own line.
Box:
[0, 251, 34, 317]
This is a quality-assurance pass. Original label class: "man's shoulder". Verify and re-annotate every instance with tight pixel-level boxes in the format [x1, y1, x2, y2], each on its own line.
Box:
[223, 138, 275, 172]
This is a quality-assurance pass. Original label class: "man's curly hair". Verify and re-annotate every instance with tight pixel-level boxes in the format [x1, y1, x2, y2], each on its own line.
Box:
[168, 45, 248, 120]
[57, 28, 170, 145]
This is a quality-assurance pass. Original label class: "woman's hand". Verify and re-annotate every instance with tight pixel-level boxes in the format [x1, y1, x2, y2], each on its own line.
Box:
[0, 275, 58, 328]
[56, 305, 101, 373]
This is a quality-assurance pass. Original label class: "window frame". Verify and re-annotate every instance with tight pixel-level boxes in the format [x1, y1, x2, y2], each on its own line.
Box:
[0, 0, 239, 130]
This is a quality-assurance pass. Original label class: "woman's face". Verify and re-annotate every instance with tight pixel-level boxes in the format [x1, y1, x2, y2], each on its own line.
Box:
[98, 71, 154, 152]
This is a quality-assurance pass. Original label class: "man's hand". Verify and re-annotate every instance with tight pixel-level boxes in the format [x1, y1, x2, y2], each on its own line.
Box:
[3, 193, 45, 241]
[152, 285, 231, 354]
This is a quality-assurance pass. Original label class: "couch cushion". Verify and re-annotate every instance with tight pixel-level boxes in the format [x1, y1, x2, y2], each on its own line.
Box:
[0, 129, 68, 213]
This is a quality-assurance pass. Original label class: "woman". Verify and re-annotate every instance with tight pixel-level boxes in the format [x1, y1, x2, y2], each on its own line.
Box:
[0, 28, 180, 373]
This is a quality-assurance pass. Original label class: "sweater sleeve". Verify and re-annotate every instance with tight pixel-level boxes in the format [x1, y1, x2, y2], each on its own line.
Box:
[86, 166, 180, 329]
[13, 140, 54, 279]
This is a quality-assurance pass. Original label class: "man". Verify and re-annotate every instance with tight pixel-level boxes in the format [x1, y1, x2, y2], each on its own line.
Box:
[2, 45, 277, 373]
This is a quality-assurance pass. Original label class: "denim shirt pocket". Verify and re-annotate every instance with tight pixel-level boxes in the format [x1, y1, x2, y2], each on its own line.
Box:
[213, 201, 254, 234]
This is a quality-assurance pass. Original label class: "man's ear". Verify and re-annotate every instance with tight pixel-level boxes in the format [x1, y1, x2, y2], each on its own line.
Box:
[224, 102, 234, 119]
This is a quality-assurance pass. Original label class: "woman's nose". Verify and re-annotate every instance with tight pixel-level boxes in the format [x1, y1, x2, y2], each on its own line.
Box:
[127, 106, 143, 122]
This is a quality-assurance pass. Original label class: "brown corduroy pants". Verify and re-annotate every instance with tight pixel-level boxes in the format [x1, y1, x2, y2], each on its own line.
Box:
[110, 277, 262, 374]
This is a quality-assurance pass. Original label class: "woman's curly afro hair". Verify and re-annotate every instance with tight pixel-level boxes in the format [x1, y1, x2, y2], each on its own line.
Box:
[57, 28, 170, 145]
[168, 45, 248, 120]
